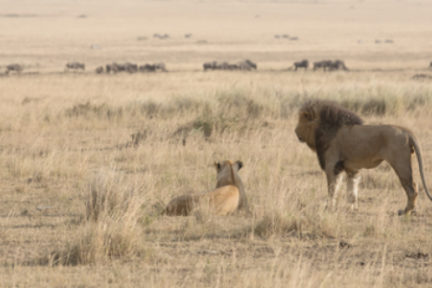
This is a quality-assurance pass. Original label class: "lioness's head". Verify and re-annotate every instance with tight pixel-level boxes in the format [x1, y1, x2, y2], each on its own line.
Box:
[214, 160, 243, 187]
[295, 106, 319, 151]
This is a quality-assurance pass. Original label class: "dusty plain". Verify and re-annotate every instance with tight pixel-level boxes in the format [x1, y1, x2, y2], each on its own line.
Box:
[1, 0, 432, 287]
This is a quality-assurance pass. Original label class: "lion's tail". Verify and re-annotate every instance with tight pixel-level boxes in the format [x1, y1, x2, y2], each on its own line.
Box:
[409, 135, 432, 202]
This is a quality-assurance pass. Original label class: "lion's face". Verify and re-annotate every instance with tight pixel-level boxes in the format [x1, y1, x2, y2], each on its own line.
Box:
[295, 109, 319, 151]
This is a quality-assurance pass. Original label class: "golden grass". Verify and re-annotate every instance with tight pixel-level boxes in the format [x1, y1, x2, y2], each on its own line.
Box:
[1, 70, 432, 287]
[2, 0, 432, 287]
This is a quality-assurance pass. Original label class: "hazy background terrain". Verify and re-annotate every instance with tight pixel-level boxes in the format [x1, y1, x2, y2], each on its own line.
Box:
[2, 0, 432, 71]
[1, 0, 432, 287]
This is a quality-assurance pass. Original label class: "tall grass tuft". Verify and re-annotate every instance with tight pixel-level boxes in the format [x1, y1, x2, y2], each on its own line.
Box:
[45, 170, 150, 265]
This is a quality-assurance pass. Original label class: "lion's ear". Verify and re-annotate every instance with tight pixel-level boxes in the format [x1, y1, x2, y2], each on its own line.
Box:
[300, 111, 312, 121]
[235, 160, 243, 171]
[214, 161, 221, 170]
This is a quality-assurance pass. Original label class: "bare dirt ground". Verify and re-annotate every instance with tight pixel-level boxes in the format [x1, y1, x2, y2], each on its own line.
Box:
[1, 0, 432, 287]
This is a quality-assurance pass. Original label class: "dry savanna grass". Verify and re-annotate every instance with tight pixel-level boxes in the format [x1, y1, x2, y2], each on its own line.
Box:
[1, 0, 432, 287]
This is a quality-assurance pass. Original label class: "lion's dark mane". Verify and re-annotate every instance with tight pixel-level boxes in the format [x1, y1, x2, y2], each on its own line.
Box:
[304, 101, 364, 170]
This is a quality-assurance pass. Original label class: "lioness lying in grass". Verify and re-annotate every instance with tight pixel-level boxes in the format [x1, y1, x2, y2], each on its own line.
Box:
[165, 160, 248, 216]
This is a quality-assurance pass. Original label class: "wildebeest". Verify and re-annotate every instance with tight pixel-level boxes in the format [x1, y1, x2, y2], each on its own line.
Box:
[236, 59, 257, 71]
[313, 60, 331, 71]
[203, 59, 257, 71]
[218, 62, 230, 70]
[282, 34, 289, 39]
[203, 61, 217, 71]
[327, 60, 349, 71]
[123, 62, 138, 73]
[5, 64, 23, 75]
[290, 37, 299, 41]
[412, 74, 432, 80]
[138, 62, 167, 72]
[106, 62, 137, 73]
[429, 62, 432, 69]
[95, 66, 104, 74]
[228, 64, 239, 70]
[185, 33, 192, 38]
[65, 62, 85, 71]
[294, 60, 309, 71]
[313, 60, 348, 72]
[139, 64, 156, 72]
[237, 61, 253, 71]
[153, 62, 167, 72]
[153, 34, 169, 39]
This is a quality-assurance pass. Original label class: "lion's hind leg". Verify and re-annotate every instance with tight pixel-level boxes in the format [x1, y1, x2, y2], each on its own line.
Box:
[387, 155, 418, 215]
[165, 194, 196, 216]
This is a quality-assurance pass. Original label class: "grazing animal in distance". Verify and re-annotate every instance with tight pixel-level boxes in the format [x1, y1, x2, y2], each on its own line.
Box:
[237, 59, 257, 71]
[139, 64, 156, 72]
[153, 62, 167, 72]
[139, 63, 167, 72]
[429, 62, 432, 69]
[65, 62, 85, 71]
[294, 60, 309, 71]
[327, 60, 349, 71]
[154, 34, 169, 39]
[203, 60, 256, 71]
[119, 62, 138, 73]
[294, 100, 432, 215]
[228, 63, 239, 70]
[5, 64, 23, 75]
[106, 62, 137, 73]
[412, 74, 432, 80]
[95, 66, 104, 74]
[313, 60, 331, 71]
[203, 61, 217, 71]
[218, 62, 230, 70]
[244, 59, 257, 70]
[165, 160, 248, 216]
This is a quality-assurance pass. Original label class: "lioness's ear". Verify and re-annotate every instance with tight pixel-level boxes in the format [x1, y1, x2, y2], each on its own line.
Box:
[214, 161, 221, 170]
[235, 160, 243, 170]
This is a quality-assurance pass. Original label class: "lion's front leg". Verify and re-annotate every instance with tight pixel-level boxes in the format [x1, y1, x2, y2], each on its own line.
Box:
[346, 170, 361, 211]
[325, 167, 343, 210]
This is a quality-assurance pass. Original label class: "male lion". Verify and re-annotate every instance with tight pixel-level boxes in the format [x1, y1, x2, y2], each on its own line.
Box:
[295, 100, 432, 215]
[165, 160, 248, 216]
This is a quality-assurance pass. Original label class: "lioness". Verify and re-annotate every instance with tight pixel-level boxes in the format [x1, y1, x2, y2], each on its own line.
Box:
[165, 160, 248, 216]
[295, 100, 432, 215]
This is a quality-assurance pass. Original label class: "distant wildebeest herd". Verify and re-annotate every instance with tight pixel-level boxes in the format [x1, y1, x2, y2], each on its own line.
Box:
[291, 59, 350, 72]
[203, 59, 257, 71]
[65, 62, 85, 71]
[66, 62, 168, 74]
[312, 60, 349, 71]
[3, 60, 432, 75]
[100, 62, 168, 74]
